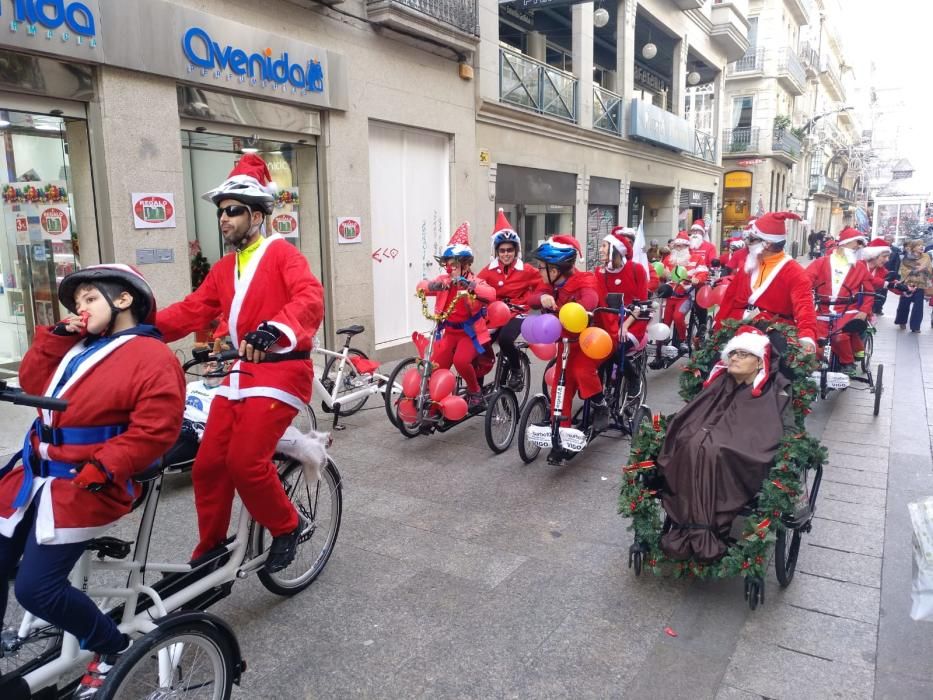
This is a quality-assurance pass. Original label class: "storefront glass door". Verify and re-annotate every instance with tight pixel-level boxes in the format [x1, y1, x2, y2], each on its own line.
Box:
[0, 109, 83, 375]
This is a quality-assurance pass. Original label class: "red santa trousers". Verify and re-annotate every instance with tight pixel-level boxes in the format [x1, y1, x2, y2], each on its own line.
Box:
[191, 396, 299, 559]
[432, 329, 481, 393]
[662, 295, 689, 342]
[549, 342, 603, 427]
[815, 316, 861, 366]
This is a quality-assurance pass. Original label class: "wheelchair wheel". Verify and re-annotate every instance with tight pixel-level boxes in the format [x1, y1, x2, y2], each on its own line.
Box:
[384, 357, 418, 428]
[485, 389, 519, 454]
[518, 394, 549, 464]
[873, 364, 884, 416]
[860, 332, 874, 374]
[774, 526, 801, 587]
[256, 458, 342, 596]
[98, 617, 235, 699]
[321, 349, 370, 416]
[628, 404, 651, 438]
[744, 576, 764, 610]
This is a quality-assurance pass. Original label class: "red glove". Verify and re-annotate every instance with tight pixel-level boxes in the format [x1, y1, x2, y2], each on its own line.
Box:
[71, 461, 110, 492]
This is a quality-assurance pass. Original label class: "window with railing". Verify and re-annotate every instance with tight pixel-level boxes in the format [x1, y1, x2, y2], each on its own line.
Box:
[378, 0, 479, 35]
[728, 48, 765, 74]
[593, 85, 623, 135]
[694, 130, 717, 162]
[499, 46, 578, 123]
[722, 127, 760, 153]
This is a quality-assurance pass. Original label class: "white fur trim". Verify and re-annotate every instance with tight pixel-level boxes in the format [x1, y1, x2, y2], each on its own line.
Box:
[228, 234, 282, 347]
[861, 245, 890, 260]
[267, 322, 297, 353]
[275, 426, 331, 484]
[216, 384, 306, 412]
[602, 234, 628, 262]
[749, 220, 786, 243]
[748, 254, 792, 303]
[721, 332, 770, 361]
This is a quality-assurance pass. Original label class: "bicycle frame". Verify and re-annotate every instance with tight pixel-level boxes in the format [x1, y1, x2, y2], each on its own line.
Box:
[313, 345, 391, 409]
[17, 473, 262, 695]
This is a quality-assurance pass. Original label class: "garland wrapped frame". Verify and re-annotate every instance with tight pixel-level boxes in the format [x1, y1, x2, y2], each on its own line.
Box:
[618, 319, 828, 580]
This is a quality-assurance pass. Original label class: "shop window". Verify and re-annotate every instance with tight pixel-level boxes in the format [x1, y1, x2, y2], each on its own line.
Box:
[0, 110, 89, 372]
[181, 131, 323, 291]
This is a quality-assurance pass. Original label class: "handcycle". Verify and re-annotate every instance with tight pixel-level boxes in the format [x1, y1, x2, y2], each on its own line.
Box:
[0, 348, 342, 699]
[518, 297, 654, 467]
[648, 280, 718, 370]
[383, 290, 525, 454]
[811, 288, 884, 416]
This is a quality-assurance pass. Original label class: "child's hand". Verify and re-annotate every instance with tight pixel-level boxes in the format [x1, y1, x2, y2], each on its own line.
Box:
[56, 311, 89, 336]
[540, 294, 557, 310]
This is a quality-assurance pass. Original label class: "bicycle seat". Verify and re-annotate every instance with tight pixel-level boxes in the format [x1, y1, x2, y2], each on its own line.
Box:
[134, 460, 170, 483]
[337, 325, 365, 337]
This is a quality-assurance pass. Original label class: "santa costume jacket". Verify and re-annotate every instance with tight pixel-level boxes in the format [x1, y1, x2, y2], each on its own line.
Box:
[417, 272, 496, 349]
[529, 270, 599, 321]
[0, 326, 184, 544]
[593, 263, 649, 342]
[157, 234, 324, 410]
[805, 254, 875, 315]
[715, 254, 818, 346]
[477, 258, 540, 314]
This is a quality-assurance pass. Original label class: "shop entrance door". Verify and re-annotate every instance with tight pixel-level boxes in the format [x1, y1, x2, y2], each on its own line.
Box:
[0, 109, 85, 376]
[368, 123, 450, 348]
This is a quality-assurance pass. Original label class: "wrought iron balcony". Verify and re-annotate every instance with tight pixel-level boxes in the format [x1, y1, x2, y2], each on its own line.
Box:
[809, 174, 840, 197]
[798, 40, 820, 78]
[771, 128, 801, 162]
[693, 129, 717, 162]
[722, 126, 760, 154]
[366, 0, 479, 55]
[593, 85, 623, 135]
[777, 48, 806, 96]
[499, 47, 577, 123]
[727, 48, 765, 76]
[820, 57, 845, 101]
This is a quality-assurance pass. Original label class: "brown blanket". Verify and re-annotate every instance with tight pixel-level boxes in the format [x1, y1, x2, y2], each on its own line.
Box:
[656, 371, 793, 562]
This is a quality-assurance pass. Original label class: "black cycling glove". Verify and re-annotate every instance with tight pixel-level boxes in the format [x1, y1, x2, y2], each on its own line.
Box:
[242, 322, 282, 351]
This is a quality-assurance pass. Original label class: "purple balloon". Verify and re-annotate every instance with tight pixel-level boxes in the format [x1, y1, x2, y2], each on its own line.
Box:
[536, 314, 563, 344]
[521, 315, 541, 344]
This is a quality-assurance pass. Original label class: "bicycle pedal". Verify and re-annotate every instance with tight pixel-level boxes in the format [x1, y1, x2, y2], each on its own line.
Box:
[87, 536, 132, 560]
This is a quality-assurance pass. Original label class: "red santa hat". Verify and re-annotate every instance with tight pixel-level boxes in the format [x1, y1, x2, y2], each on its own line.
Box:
[703, 326, 772, 397]
[603, 228, 634, 262]
[690, 219, 707, 237]
[671, 230, 690, 246]
[862, 237, 891, 259]
[611, 225, 637, 240]
[550, 234, 582, 255]
[439, 222, 473, 258]
[748, 211, 801, 243]
[837, 227, 868, 246]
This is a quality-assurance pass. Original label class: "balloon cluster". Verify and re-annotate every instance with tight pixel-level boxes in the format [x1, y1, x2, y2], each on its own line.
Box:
[520, 302, 613, 361]
[695, 284, 726, 309]
[398, 367, 468, 422]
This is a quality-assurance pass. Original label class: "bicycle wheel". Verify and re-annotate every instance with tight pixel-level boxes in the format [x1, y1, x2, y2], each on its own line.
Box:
[256, 458, 342, 596]
[294, 401, 317, 433]
[541, 358, 557, 403]
[384, 357, 418, 429]
[98, 619, 235, 699]
[321, 349, 370, 416]
[518, 394, 549, 464]
[515, 351, 532, 410]
[0, 598, 62, 678]
[873, 364, 884, 417]
[485, 389, 519, 454]
[861, 332, 873, 374]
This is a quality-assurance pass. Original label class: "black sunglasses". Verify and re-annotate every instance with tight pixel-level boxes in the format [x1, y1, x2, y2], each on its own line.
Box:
[216, 204, 251, 219]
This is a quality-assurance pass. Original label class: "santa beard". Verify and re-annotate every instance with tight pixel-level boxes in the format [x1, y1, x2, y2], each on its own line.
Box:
[689, 235, 703, 250]
[744, 242, 765, 274]
[670, 247, 690, 266]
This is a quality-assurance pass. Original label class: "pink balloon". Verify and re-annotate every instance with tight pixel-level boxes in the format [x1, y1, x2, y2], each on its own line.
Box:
[439, 394, 468, 421]
[544, 364, 557, 389]
[695, 285, 715, 310]
[402, 368, 422, 398]
[397, 398, 418, 423]
[428, 368, 456, 401]
[486, 301, 511, 329]
[536, 314, 563, 344]
[530, 343, 557, 361]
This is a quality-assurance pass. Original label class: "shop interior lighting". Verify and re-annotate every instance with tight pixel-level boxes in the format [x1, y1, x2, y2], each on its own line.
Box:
[593, 7, 609, 28]
[241, 147, 259, 154]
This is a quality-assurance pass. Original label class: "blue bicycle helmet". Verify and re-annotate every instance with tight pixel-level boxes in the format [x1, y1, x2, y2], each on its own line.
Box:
[491, 209, 521, 255]
[434, 243, 474, 264]
[531, 235, 580, 268]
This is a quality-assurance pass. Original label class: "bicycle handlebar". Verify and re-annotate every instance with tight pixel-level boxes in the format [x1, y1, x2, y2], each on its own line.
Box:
[0, 382, 68, 411]
[182, 348, 242, 372]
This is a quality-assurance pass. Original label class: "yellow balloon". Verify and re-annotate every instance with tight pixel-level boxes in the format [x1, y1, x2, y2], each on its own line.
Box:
[559, 302, 589, 334]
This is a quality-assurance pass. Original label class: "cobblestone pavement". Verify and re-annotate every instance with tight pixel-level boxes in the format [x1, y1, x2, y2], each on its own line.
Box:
[2, 297, 931, 699]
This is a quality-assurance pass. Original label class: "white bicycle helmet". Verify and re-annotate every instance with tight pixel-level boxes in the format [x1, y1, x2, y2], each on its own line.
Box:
[201, 153, 277, 215]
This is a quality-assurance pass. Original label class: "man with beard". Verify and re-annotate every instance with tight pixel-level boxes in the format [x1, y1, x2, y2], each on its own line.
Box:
[806, 227, 874, 375]
[719, 232, 746, 275]
[657, 231, 709, 357]
[714, 211, 818, 352]
[688, 219, 719, 266]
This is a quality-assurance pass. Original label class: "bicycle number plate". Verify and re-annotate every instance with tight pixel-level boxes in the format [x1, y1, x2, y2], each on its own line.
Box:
[809, 371, 849, 390]
[526, 424, 554, 449]
[554, 385, 565, 408]
[558, 427, 587, 452]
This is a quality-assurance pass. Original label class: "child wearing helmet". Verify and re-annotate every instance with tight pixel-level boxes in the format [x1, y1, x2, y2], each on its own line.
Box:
[416, 223, 496, 410]
[0, 265, 185, 695]
[528, 235, 610, 430]
[477, 210, 540, 391]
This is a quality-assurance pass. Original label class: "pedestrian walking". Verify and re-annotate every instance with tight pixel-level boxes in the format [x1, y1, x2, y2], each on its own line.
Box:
[894, 238, 933, 333]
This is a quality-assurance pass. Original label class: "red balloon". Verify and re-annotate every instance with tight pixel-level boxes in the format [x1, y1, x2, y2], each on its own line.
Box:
[712, 283, 727, 305]
[486, 301, 511, 329]
[428, 368, 456, 401]
[530, 343, 557, 361]
[439, 394, 468, 421]
[397, 398, 418, 423]
[544, 364, 557, 390]
[401, 368, 422, 398]
[695, 285, 715, 310]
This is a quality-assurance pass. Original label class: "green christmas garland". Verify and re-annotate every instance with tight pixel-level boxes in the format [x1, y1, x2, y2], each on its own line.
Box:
[619, 319, 827, 580]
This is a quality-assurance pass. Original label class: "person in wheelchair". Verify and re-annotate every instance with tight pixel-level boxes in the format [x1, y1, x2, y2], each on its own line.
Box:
[416, 224, 496, 411]
[594, 229, 649, 396]
[0, 265, 185, 697]
[477, 210, 540, 391]
[655, 326, 795, 562]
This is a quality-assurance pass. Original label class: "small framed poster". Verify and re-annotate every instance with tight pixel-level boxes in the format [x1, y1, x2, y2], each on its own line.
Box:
[132, 193, 177, 229]
[336, 216, 362, 245]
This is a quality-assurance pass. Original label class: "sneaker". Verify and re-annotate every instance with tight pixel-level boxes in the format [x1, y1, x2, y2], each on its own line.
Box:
[505, 369, 525, 392]
[854, 350, 865, 360]
[677, 343, 690, 356]
[897, 324, 907, 330]
[73, 636, 132, 698]
[466, 392, 486, 412]
[264, 514, 307, 574]
[591, 400, 610, 432]
[912, 329, 922, 334]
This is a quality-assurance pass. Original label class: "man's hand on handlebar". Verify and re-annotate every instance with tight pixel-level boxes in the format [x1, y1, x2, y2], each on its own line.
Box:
[240, 322, 281, 363]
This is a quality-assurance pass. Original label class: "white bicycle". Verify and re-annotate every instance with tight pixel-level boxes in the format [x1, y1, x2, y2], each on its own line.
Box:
[0, 350, 342, 699]
[311, 324, 400, 431]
